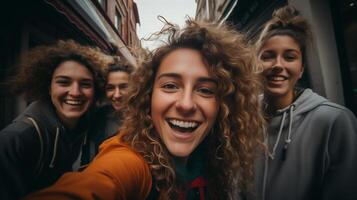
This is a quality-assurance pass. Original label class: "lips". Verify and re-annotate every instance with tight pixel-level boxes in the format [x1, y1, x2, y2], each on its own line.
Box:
[64, 99, 85, 106]
[267, 75, 287, 81]
[166, 118, 200, 133]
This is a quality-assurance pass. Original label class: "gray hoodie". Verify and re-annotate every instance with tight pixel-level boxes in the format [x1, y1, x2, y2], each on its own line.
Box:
[251, 89, 357, 200]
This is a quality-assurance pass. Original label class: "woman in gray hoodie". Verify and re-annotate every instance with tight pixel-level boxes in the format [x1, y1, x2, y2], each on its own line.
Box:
[252, 5, 357, 200]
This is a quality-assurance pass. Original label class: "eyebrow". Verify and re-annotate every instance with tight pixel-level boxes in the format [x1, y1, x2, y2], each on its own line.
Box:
[156, 73, 217, 84]
[285, 49, 301, 53]
[53, 75, 93, 82]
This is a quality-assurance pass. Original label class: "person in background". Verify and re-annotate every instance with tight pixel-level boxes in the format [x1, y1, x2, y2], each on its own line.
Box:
[251, 5, 357, 200]
[87, 58, 133, 160]
[0, 40, 110, 200]
[25, 19, 264, 200]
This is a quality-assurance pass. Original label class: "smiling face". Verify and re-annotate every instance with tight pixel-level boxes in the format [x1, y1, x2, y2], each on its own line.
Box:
[259, 35, 304, 107]
[151, 48, 219, 162]
[50, 60, 94, 129]
[105, 71, 129, 111]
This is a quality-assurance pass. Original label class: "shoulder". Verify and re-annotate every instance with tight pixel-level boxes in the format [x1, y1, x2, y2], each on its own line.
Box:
[93, 136, 148, 166]
[312, 101, 356, 122]
[81, 136, 152, 198]
[87, 135, 151, 182]
[309, 101, 357, 146]
[94, 104, 115, 117]
[0, 120, 38, 145]
[0, 120, 41, 164]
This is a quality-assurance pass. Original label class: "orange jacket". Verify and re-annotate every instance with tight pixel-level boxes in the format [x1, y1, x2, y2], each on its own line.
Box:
[24, 135, 152, 200]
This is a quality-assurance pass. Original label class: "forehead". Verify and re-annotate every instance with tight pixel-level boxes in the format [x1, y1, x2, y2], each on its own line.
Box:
[157, 48, 210, 77]
[53, 60, 93, 79]
[107, 71, 129, 83]
[262, 35, 301, 51]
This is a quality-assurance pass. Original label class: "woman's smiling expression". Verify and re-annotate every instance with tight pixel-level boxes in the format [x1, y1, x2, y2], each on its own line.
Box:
[50, 60, 94, 129]
[151, 48, 219, 162]
[260, 35, 304, 107]
[105, 71, 129, 111]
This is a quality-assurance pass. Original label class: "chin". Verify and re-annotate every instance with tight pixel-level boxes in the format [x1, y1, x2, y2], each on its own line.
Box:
[167, 145, 193, 158]
[266, 87, 288, 97]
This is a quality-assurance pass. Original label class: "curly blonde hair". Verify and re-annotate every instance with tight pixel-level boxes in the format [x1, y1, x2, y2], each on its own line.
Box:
[121, 19, 264, 199]
[10, 40, 112, 102]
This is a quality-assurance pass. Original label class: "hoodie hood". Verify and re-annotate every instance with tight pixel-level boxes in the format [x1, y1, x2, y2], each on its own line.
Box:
[265, 89, 329, 159]
[15, 100, 89, 139]
[13, 100, 89, 169]
[14, 100, 63, 133]
[274, 88, 328, 117]
[261, 89, 329, 200]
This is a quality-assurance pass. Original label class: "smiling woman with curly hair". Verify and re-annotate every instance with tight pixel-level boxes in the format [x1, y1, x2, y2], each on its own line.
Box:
[25, 19, 264, 200]
[0, 40, 111, 200]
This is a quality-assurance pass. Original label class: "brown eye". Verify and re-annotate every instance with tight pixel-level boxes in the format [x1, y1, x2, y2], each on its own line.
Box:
[260, 51, 275, 61]
[161, 82, 179, 92]
[119, 83, 128, 90]
[196, 87, 215, 97]
[284, 53, 298, 62]
[55, 79, 70, 86]
[81, 81, 93, 89]
[105, 85, 115, 91]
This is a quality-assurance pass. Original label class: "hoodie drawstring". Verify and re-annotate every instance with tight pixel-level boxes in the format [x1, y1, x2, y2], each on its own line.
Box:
[262, 105, 295, 200]
[282, 105, 294, 160]
[268, 111, 286, 159]
[49, 127, 59, 168]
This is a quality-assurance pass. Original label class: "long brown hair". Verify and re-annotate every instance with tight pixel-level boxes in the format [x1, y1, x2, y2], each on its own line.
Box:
[121, 19, 264, 199]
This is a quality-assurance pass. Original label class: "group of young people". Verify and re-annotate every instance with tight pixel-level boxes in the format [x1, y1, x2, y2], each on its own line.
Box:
[0, 5, 356, 200]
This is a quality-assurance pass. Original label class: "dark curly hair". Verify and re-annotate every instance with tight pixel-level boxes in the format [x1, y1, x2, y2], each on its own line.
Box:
[9, 40, 111, 102]
[104, 56, 134, 77]
[119, 19, 264, 199]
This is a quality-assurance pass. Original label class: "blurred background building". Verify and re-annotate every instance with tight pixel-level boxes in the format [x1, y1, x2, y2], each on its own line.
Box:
[0, 0, 140, 129]
[196, 0, 357, 116]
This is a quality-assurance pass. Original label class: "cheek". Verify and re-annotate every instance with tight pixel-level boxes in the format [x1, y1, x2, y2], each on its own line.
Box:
[150, 90, 162, 118]
[106, 91, 113, 99]
[292, 63, 304, 78]
[262, 61, 272, 69]
[49, 84, 61, 98]
[203, 100, 219, 121]
[84, 88, 95, 102]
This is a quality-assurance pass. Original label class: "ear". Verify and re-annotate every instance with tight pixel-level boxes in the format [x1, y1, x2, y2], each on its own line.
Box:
[298, 66, 304, 79]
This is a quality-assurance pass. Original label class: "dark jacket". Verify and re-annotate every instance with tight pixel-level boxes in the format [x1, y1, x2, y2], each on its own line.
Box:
[251, 89, 357, 200]
[0, 100, 89, 200]
[88, 104, 122, 156]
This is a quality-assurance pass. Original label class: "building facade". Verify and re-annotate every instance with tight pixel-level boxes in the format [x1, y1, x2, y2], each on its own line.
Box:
[196, 0, 357, 116]
[0, 0, 140, 129]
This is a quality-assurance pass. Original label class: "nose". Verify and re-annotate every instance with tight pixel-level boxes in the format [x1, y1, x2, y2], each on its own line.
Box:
[69, 83, 81, 96]
[113, 87, 122, 100]
[175, 89, 197, 114]
[272, 56, 284, 72]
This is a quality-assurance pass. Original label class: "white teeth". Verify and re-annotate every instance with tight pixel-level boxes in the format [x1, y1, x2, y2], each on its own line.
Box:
[65, 100, 83, 105]
[169, 119, 198, 128]
[269, 76, 286, 81]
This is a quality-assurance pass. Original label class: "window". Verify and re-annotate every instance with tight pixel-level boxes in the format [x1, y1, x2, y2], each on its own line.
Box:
[97, 0, 106, 11]
[115, 9, 122, 33]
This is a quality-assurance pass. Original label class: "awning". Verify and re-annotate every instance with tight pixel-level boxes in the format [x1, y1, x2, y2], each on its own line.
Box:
[45, 0, 137, 67]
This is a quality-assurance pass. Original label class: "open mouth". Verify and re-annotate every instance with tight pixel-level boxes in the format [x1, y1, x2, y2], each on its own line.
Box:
[166, 118, 200, 133]
[267, 75, 288, 81]
[64, 99, 85, 106]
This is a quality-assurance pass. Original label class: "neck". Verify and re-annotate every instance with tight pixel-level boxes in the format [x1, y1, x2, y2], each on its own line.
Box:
[265, 90, 295, 114]
[173, 156, 188, 167]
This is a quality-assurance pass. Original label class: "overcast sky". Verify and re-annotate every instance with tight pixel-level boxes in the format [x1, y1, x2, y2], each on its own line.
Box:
[135, 0, 197, 49]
